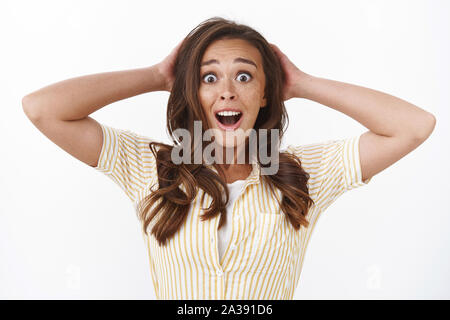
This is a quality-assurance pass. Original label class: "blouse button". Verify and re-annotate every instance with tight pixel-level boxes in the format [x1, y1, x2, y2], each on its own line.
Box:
[217, 270, 223, 276]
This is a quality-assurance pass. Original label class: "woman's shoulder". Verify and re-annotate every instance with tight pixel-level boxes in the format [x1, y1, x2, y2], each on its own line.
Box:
[282, 138, 339, 159]
[283, 134, 370, 190]
[99, 123, 170, 151]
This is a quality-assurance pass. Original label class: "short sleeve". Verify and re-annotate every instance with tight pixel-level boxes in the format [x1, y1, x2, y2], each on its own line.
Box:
[285, 134, 372, 213]
[93, 123, 158, 204]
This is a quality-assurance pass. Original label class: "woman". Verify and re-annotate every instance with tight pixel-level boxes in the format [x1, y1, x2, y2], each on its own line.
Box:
[22, 17, 436, 299]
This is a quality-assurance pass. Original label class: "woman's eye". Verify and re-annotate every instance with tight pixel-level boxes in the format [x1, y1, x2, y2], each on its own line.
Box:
[202, 74, 217, 83]
[201, 72, 252, 84]
[236, 72, 252, 82]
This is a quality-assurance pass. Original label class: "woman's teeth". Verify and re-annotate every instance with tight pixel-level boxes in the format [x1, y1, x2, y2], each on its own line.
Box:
[217, 111, 241, 116]
[216, 111, 242, 126]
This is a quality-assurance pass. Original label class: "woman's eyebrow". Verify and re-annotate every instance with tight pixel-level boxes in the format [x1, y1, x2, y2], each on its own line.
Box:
[201, 57, 257, 68]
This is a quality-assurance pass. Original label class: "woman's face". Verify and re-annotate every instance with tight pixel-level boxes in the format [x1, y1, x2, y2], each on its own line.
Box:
[198, 38, 267, 149]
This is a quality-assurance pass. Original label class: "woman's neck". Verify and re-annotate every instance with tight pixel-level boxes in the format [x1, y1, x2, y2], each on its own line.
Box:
[214, 163, 253, 184]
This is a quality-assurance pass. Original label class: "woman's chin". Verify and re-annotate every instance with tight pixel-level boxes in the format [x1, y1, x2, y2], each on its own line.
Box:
[215, 136, 245, 149]
[211, 124, 249, 145]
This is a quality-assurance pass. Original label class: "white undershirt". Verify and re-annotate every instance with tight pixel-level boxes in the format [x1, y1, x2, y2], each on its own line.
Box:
[217, 180, 246, 261]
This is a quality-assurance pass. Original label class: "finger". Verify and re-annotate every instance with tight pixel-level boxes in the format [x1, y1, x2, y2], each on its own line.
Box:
[269, 43, 281, 52]
[269, 43, 284, 59]
[269, 43, 280, 53]
[171, 39, 184, 55]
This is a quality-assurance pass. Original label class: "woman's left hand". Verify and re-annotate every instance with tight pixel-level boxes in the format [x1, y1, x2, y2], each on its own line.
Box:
[270, 43, 310, 101]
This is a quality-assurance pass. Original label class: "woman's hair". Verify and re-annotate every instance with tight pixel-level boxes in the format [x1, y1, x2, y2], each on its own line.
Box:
[137, 17, 315, 246]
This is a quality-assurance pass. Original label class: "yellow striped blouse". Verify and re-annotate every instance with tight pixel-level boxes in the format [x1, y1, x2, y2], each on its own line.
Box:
[93, 123, 372, 299]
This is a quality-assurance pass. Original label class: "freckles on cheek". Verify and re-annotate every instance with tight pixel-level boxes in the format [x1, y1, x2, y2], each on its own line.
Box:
[199, 90, 215, 107]
[198, 88, 206, 104]
[247, 90, 262, 103]
[199, 99, 212, 117]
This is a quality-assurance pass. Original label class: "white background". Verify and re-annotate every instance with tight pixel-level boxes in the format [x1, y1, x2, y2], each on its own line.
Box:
[1, 0, 449, 299]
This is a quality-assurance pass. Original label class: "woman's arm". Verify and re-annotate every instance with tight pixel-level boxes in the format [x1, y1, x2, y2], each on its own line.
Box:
[22, 41, 181, 121]
[22, 41, 181, 168]
[271, 44, 436, 182]
[23, 66, 165, 121]
[293, 74, 436, 140]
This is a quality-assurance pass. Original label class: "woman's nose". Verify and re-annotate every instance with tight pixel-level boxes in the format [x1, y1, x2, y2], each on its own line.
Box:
[220, 93, 235, 100]
[220, 79, 236, 101]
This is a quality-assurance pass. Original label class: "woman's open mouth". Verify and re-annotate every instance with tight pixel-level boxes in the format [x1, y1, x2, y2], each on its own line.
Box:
[215, 110, 243, 131]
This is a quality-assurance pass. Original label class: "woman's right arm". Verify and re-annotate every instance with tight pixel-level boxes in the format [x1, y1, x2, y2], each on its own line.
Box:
[22, 41, 181, 167]
[22, 66, 167, 121]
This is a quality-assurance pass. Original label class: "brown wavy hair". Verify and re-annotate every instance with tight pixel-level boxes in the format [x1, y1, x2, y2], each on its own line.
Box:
[137, 17, 315, 246]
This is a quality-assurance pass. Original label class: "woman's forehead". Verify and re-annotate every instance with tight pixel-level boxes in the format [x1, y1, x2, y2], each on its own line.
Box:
[201, 38, 263, 66]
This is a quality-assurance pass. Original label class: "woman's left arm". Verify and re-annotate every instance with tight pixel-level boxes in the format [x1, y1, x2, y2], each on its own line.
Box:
[271, 44, 436, 182]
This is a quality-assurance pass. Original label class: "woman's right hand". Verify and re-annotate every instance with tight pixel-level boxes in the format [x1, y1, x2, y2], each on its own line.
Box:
[156, 40, 183, 92]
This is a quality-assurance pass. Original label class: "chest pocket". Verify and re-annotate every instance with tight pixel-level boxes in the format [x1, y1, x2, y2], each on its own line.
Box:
[247, 211, 297, 274]
[258, 211, 288, 243]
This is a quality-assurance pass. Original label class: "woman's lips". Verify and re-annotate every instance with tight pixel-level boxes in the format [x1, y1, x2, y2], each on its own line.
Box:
[215, 114, 244, 131]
